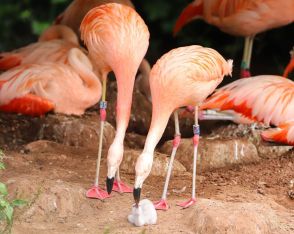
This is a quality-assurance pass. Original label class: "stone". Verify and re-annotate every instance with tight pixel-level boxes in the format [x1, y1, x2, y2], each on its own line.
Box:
[125, 132, 146, 150]
[159, 137, 259, 172]
[187, 199, 291, 234]
[39, 113, 115, 150]
[120, 149, 187, 177]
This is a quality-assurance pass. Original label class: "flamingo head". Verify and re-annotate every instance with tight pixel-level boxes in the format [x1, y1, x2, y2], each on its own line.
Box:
[133, 152, 154, 205]
[106, 141, 124, 194]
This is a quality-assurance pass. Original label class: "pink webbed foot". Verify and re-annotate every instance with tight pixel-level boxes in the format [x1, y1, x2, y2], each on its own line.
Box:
[153, 199, 169, 211]
[177, 198, 196, 209]
[112, 180, 132, 193]
[86, 186, 110, 200]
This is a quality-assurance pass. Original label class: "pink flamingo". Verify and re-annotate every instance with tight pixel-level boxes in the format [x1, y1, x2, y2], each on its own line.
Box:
[80, 3, 149, 199]
[283, 47, 294, 78]
[0, 25, 80, 71]
[133, 45, 233, 209]
[0, 48, 101, 116]
[174, 0, 294, 78]
[201, 75, 294, 145]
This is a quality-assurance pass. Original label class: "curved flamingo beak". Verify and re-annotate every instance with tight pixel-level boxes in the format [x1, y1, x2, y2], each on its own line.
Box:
[173, 1, 204, 36]
[133, 187, 141, 205]
[106, 177, 114, 194]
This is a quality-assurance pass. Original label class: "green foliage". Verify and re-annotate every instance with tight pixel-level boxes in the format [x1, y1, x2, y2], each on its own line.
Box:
[0, 150, 27, 234]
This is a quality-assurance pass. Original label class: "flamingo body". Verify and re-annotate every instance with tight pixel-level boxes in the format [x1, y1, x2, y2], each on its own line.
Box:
[80, 3, 149, 195]
[174, 0, 294, 78]
[0, 48, 101, 116]
[0, 25, 79, 71]
[134, 45, 232, 200]
[201, 75, 294, 145]
[174, 0, 294, 36]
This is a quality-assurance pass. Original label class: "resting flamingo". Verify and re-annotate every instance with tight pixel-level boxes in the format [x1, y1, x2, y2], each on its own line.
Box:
[201, 75, 294, 145]
[0, 48, 101, 116]
[174, 0, 294, 78]
[133, 45, 233, 209]
[0, 25, 80, 71]
[80, 3, 149, 199]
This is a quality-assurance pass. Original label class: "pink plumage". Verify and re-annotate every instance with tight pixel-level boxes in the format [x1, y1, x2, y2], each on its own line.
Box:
[80, 3, 150, 198]
[174, 0, 294, 78]
[0, 48, 101, 116]
[0, 25, 80, 71]
[201, 75, 294, 145]
[134, 45, 232, 207]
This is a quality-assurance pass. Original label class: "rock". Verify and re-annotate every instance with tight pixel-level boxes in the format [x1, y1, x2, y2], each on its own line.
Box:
[125, 132, 146, 149]
[40, 114, 115, 150]
[6, 177, 93, 222]
[209, 123, 293, 158]
[255, 142, 293, 159]
[120, 149, 187, 177]
[159, 138, 259, 172]
[187, 199, 288, 234]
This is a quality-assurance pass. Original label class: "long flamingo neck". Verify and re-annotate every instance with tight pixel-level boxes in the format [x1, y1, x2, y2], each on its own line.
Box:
[68, 49, 100, 90]
[39, 25, 78, 45]
[114, 67, 137, 134]
[143, 106, 173, 154]
[283, 58, 294, 78]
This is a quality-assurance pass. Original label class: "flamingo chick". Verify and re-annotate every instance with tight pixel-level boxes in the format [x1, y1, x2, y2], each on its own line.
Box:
[0, 25, 80, 71]
[201, 75, 294, 145]
[80, 3, 149, 199]
[133, 45, 232, 209]
[0, 48, 101, 116]
[174, 0, 294, 78]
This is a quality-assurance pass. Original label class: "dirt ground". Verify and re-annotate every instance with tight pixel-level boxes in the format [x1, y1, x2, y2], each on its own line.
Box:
[0, 139, 292, 233]
[0, 112, 293, 233]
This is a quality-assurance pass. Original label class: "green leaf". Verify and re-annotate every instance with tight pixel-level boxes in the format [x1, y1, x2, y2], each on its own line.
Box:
[0, 210, 5, 220]
[4, 205, 13, 224]
[0, 162, 5, 170]
[0, 199, 10, 208]
[11, 199, 27, 207]
[0, 183, 8, 196]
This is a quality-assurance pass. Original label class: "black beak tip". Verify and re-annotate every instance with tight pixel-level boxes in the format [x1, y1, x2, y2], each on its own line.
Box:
[106, 177, 114, 194]
[133, 187, 141, 204]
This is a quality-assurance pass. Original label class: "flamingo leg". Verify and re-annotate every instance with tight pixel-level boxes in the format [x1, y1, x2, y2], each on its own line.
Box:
[241, 37, 251, 78]
[154, 110, 181, 211]
[177, 106, 199, 209]
[246, 35, 254, 72]
[112, 169, 133, 194]
[86, 77, 110, 200]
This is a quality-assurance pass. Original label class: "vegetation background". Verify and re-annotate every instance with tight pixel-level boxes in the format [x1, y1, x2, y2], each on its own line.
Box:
[0, 0, 293, 80]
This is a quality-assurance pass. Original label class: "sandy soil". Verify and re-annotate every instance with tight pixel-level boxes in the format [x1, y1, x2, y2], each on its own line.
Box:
[1, 137, 293, 233]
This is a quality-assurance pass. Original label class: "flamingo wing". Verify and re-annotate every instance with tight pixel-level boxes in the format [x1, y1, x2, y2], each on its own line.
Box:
[201, 75, 294, 126]
[261, 121, 294, 146]
[0, 64, 56, 116]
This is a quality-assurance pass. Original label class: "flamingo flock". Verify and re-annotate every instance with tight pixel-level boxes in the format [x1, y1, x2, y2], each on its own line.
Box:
[0, 0, 293, 226]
